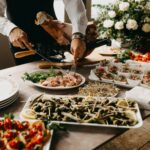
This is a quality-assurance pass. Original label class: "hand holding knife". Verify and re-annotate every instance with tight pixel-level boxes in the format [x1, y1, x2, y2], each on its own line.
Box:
[14, 38, 111, 63]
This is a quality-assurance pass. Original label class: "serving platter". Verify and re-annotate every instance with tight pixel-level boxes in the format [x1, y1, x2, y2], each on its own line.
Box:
[23, 69, 86, 90]
[20, 94, 143, 129]
[0, 117, 53, 150]
[89, 69, 134, 88]
[94, 45, 119, 56]
[89, 59, 150, 89]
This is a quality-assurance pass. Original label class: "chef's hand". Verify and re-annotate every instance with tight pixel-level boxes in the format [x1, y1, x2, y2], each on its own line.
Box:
[9, 27, 33, 49]
[52, 20, 66, 29]
[71, 38, 86, 64]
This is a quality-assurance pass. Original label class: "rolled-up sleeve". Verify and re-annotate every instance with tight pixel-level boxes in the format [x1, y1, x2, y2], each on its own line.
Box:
[0, 1, 17, 37]
[63, 0, 88, 35]
[0, 17, 17, 36]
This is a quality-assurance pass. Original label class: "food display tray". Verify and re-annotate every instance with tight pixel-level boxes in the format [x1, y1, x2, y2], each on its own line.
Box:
[0, 117, 53, 150]
[89, 69, 135, 88]
[20, 94, 143, 129]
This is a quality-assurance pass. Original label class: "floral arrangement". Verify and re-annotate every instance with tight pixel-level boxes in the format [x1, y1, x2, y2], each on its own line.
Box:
[94, 0, 150, 51]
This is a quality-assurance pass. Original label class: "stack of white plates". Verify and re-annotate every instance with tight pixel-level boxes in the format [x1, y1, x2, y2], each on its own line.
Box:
[0, 77, 19, 109]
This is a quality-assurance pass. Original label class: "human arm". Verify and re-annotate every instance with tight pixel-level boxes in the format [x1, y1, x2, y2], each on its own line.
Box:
[0, 5, 32, 49]
[0, 15, 17, 37]
[63, 0, 88, 63]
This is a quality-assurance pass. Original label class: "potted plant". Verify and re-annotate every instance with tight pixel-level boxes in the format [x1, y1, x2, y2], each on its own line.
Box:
[94, 0, 150, 52]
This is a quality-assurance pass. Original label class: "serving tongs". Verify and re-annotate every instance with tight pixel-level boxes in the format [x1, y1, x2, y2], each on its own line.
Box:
[14, 38, 111, 62]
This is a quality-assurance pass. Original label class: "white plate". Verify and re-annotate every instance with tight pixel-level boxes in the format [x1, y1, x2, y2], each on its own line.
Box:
[0, 92, 18, 106]
[0, 91, 19, 105]
[25, 69, 86, 90]
[95, 45, 117, 56]
[42, 130, 53, 150]
[20, 94, 143, 129]
[0, 77, 19, 101]
[0, 95, 18, 109]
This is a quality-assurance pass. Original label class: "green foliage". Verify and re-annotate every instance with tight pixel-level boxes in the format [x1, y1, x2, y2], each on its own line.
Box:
[115, 49, 132, 63]
[47, 122, 66, 131]
[4, 113, 14, 119]
[22, 67, 56, 83]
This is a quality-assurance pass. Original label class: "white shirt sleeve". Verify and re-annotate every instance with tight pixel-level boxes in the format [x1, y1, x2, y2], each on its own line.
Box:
[0, 17, 17, 36]
[0, 2, 17, 37]
[63, 0, 88, 35]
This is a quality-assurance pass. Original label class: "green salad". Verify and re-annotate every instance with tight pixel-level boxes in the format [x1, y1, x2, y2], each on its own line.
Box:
[22, 68, 57, 83]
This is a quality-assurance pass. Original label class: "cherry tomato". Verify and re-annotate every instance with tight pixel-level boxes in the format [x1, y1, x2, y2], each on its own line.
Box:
[26, 132, 43, 148]
[0, 139, 5, 149]
[0, 120, 4, 130]
[4, 118, 12, 130]
[26, 141, 37, 149]
[114, 59, 119, 63]
[21, 121, 29, 130]
[15, 121, 24, 131]
[98, 67, 105, 73]
[35, 132, 43, 144]
[29, 129, 38, 138]
[9, 139, 21, 149]
[32, 122, 44, 131]
[145, 53, 150, 59]
[4, 130, 18, 141]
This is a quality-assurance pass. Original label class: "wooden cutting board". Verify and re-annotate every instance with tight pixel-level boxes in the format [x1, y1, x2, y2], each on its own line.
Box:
[38, 51, 109, 69]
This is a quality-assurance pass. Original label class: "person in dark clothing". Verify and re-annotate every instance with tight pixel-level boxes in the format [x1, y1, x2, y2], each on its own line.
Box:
[0, 0, 88, 65]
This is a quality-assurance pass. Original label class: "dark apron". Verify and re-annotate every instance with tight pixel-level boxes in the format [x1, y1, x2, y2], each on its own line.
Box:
[6, 0, 57, 65]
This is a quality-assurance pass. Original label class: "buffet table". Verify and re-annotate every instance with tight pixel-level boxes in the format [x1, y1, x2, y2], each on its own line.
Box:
[0, 61, 150, 150]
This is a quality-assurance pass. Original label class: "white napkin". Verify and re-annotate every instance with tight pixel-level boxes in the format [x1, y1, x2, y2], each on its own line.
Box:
[88, 70, 100, 81]
[125, 86, 150, 110]
[62, 52, 74, 63]
[111, 39, 121, 48]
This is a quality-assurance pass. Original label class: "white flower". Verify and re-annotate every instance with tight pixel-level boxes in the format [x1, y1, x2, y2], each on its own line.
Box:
[135, 0, 142, 2]
[119, 2, 130, 11]
[115, 21, 124, 30]
[145, 2, 150, 10]
[144, 17, 150, 23]
[138, 5, 144, 10]
[108, 11, 116, 18]
[126, 19, 138, 30]
[142, 23, 150, 32]
[103, 20, 114, 28]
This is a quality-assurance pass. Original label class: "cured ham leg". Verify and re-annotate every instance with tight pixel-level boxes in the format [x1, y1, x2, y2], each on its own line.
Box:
[35, 11, 97, 45]
[35, 11, 71, 45]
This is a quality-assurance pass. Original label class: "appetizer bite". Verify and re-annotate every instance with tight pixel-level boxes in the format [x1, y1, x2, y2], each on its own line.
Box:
[142, 73, 150, 86]
[120, 65, 131, 73]
[95, 67, 106, 78]
[114, 75, 127, 84]
[99, 59, 110, 67]
[131, 69, 143, 74]
[101, 72, 115, 81]
[0, 116, 51, 150]
[108, 65, 118, 74]
[127, 74, 142, 86]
